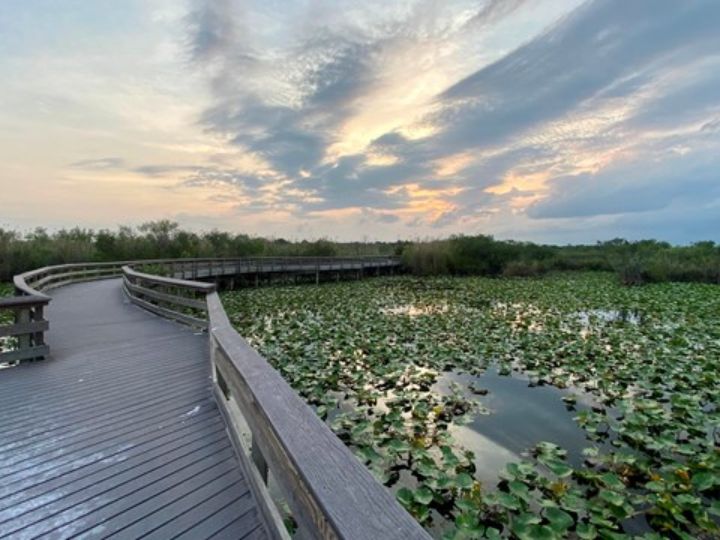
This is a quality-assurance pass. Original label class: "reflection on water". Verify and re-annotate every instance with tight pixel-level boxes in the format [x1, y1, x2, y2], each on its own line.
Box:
[0, 336, 17, 369]
[435, 367, 593, 484]
[381, 303, 449, 317]
[577, 309, 642, 325]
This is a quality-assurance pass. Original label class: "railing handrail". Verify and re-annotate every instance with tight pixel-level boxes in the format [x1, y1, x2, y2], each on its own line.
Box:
[11, 256, 399, 293]
[122, 265, 217, 291]
[5, 256, 401, 361]
[0, 295, 50, 308]
[118, 257, 425, 539]
[4, 256, 419, 537]
[205, 292, 427, 539]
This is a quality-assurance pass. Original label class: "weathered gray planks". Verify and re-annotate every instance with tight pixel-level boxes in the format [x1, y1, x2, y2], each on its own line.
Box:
[1, 257, 425, 540]
[207, 293, 431, 540]
[6, 257, 400, 365]
[0, 279, 268, 540]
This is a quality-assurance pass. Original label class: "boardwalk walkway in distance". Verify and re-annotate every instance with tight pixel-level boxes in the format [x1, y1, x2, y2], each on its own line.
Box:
[0, 279, 268, 540]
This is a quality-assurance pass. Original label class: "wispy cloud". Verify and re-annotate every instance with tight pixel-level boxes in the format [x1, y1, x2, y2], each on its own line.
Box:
[69, 157, 126, 170]
[2, 0, 718, 242]
[171, 0, 719, 241]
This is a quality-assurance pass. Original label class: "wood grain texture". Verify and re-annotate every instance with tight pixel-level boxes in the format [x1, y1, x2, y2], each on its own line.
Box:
[0, 279, 267, 540]
[207, 292, 431, 540]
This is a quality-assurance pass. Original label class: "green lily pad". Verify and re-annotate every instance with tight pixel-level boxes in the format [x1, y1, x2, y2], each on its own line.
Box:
[414, 486, 434, 505]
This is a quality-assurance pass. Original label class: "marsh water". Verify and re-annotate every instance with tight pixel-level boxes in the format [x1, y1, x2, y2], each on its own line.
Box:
[435, 367, 594, 486]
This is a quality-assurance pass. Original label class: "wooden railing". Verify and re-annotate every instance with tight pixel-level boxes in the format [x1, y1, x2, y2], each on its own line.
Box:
[4, 256, 425, 537]
[121, 258, 427, 539]
[206, 293, 427, 539]
[0, 295, 50, 364]
[4, 257, 400, 366]
[122, 266, 214, 329]
[1, 261, 132, 365]
[121, 257, 400, 331]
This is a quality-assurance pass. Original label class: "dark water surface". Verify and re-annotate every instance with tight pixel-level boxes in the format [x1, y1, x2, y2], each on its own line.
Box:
[435, 367, 595, 486]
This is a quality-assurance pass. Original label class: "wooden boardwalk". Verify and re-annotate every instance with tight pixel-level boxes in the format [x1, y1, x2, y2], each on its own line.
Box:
[0, 279, 268, 540]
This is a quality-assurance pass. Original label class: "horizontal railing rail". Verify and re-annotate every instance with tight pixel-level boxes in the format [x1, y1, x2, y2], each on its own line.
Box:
[122, 265, 215, 330]
[3, 261, 133, 365]
[0, 295, 50, 364]
[4, 256, 422, 537]
[5, 256, 401, 363]
[120, 259, 427, 539]
[122, 256, 400, 329]
[207, 293, 428, 539]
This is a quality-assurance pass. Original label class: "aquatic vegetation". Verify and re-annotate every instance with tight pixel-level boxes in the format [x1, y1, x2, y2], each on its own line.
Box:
[222, 273, 720, 539]
[0, 283, 16, 353]
[0, 282, 12, 297]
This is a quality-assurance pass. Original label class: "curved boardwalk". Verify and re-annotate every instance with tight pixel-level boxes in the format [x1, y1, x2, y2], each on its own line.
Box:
[0, 279, 267, 540]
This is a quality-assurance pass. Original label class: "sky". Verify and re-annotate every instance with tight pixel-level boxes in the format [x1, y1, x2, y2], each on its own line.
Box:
[0, 0, 718, 244]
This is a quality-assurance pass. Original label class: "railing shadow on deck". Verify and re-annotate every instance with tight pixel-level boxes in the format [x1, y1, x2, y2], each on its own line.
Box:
[4, 257, 430, 539]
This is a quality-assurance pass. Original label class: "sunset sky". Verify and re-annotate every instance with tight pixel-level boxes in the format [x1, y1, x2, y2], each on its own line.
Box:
[1, 0, 718, 243]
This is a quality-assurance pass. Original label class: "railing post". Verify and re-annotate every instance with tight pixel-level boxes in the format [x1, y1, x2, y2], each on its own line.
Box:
[251, 440, 269, 484]
[32, 304, 45, 347]
[16, 307, 30, 352]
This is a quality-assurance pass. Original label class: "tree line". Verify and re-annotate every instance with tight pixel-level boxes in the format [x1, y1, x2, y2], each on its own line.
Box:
[401, 236, 720, 284]
[1, 221, 718, 285]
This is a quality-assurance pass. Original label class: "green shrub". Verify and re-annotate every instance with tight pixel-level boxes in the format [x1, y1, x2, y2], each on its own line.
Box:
[502, 259, 549, 278]
[401, 241, 452, 275]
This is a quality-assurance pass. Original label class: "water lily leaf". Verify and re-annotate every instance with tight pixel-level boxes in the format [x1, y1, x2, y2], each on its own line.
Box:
[414, 486, 434, 505]
[396, 487, 413, 507]
[508, 480, 531, 501]
[455, 512, 482, 532]
[691, 471, 715, 491]
[455, 498, 477, 514]
[355, 445, 382, 463]
[514, 513, 541, 527]
[496, 492, 521, 511]
[441, 445, 460, 467]
[416, 460, 439, 478]
[544, 506, 574, 533]
[645, 480, 665, 492]
[413, 504, 430, 522]
[455, 472, 474, 490]
[512, 522, 558, 540]
[575, 522, 597, 539]
[387, 438, 410, 453]
[542, 459, 573, 478]
[560, 493, 586, 513]
[599, 490, 626, 507]
[600, 472, 625, 491]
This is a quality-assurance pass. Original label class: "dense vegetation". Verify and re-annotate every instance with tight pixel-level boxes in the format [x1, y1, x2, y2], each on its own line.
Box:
[1, 222, 718, 285]
[0, 221, 397, 281]
[401, 237, 720, 285]
[0, 282, 12, 323]
[0, 283, 12, 297]
[0, 283, 15, 350]
[223, 274, 719, 539]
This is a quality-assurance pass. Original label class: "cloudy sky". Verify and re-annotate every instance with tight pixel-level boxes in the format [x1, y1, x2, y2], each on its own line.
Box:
[1, 0, 718, 244]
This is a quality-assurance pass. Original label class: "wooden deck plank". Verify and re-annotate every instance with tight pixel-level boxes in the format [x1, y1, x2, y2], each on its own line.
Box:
[108, 478, 255, 539]
[0, 374, 211, 448]
[0, 424, 229, 525]
[0, 279, 267, 540]
[0, 394, 218, 478]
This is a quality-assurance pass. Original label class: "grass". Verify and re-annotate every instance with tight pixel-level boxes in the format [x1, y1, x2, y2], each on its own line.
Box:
[222, 272, 720, 539]
[0, 282, 12, 297]
[1, 283, 16, 352]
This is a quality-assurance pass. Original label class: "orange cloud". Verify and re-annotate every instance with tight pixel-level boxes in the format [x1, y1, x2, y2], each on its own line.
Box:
[433, 152, 475, 177]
